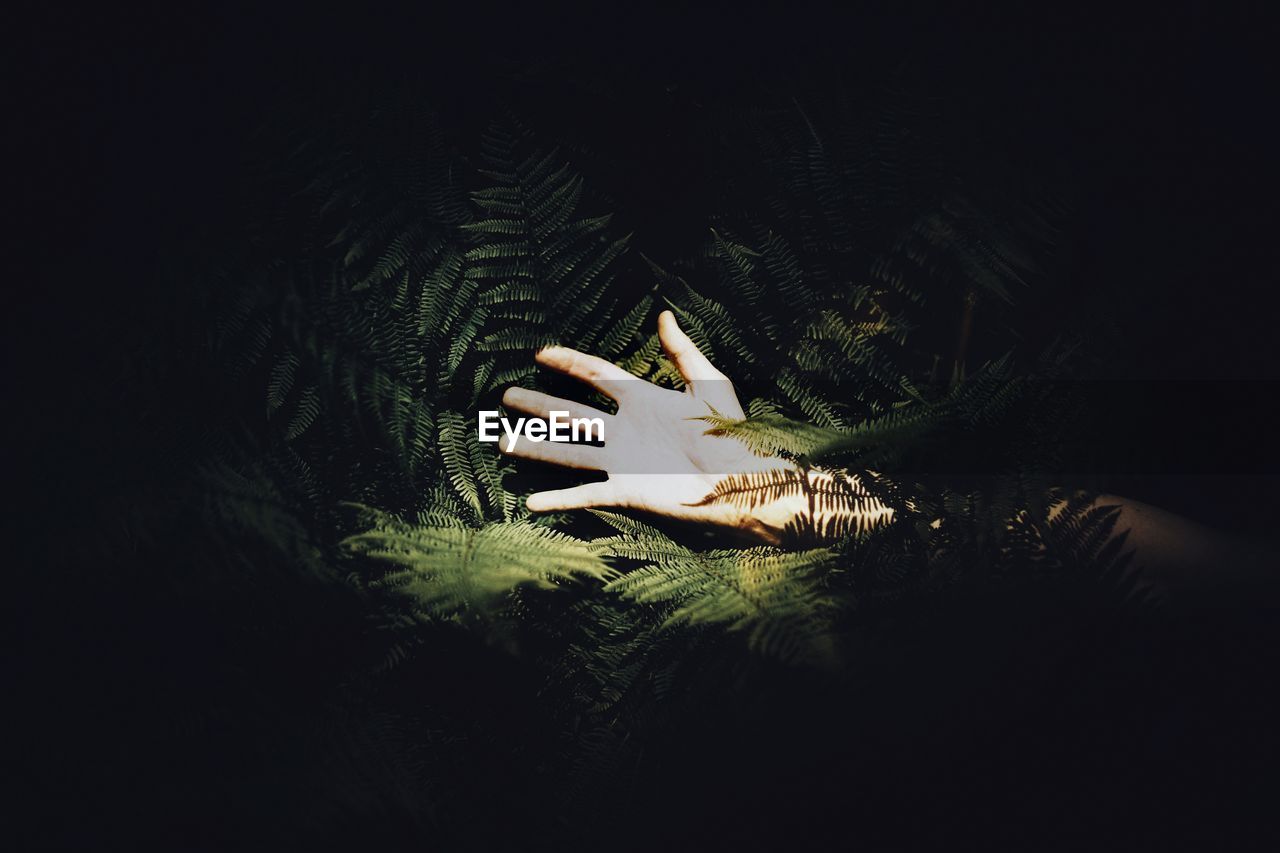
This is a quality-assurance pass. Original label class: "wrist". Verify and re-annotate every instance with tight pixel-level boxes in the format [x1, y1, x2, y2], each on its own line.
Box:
[728, 465, 896, 546]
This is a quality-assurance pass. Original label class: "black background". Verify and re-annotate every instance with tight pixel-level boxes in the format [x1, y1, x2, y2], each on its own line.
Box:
[12, 2, 1280, 525]
[9, 2, 1280, 849]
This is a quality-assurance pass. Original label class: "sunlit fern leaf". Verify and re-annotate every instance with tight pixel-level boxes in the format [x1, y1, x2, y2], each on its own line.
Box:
[782, 501, 895, 543]
[590, 510, 838, 663]
[588, 509, 669, 539]
[602, 543, 838, 664]
[342, 509, 614, 619]
[697, 411, 843, 457]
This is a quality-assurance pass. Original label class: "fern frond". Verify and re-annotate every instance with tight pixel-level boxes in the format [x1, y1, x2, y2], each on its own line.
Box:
[343, 513, 614, 619]
[602, 543, 838, 664]
[698, 412, 843, 457]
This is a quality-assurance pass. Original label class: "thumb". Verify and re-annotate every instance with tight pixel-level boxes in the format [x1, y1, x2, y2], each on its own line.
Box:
[657, 310, 744, 418]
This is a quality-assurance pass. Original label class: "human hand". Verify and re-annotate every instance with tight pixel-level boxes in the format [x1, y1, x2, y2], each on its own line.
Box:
[499, 311, 892, 544]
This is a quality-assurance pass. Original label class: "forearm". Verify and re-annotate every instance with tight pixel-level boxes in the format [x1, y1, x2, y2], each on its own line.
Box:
[1070, 494, 1279, 599]
[741, 477, 1277, 601]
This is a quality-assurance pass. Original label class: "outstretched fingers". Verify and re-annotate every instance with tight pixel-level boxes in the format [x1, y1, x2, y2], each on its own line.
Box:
[535, 345, 637, 400]
[657, 310, 744, 418]
[526, 481, 619, 513]
[658, 310, 723, 381]
[501, 386, 614, 426]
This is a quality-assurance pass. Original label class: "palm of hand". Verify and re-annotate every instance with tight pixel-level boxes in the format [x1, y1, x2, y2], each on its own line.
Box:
[499, 311, 786, 528]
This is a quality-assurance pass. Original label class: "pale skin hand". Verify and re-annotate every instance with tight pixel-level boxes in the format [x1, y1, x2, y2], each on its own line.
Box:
[498, 312, 1277, 598]
[500, 311, 891, 545]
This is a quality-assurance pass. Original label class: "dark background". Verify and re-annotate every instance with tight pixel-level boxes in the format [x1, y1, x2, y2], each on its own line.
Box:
[12, 2, 1280, 526]
[9, 2, 1280, 849]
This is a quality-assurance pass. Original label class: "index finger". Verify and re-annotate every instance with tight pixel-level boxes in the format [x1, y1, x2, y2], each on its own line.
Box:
[535, 345, 637, 400]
